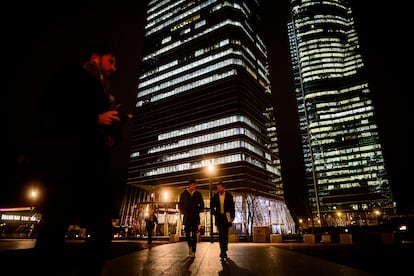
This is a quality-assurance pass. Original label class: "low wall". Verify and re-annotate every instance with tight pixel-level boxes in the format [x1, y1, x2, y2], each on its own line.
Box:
[253, 226, 270, 243]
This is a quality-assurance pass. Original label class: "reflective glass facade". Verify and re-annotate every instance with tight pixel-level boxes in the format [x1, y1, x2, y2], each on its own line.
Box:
[288, 0, 394, 226]
[120, 0, 295, 236]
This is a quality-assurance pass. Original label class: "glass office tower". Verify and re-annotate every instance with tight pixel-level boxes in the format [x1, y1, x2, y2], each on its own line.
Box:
[288, 0, 394, 227]
[119, 0, 295, 237]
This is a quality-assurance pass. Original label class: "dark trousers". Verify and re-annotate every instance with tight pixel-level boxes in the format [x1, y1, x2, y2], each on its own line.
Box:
[147, 226, 154, 244]
[184, 223, 198, 252]
[218, 224, 230, 254]
[34, 211, 113, 276]
[216, 214, 230, 256]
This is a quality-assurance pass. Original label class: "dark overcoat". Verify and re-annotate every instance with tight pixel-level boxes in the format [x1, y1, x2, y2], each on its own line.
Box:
[179, 189, 204, 225]
[32, 63, 117, 221]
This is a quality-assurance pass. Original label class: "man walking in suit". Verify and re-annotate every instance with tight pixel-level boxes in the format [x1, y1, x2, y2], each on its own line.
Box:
[211, 181, 235, 260]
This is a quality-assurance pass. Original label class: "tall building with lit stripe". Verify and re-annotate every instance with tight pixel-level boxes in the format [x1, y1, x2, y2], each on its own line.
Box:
[119, 0, 295, 236]
[287, 0, 394, 226]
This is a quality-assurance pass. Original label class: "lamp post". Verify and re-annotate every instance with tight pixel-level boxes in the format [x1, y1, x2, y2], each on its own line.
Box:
[163, 191, 169, 237]
[29, 189, 37, 211]
[151, 185, 155, 209]
[268, 204, 271, 226]
[208, 162, 214, 243]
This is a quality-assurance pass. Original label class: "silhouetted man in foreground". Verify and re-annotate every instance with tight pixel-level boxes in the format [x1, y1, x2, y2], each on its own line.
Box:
[31, 43, 130, 275]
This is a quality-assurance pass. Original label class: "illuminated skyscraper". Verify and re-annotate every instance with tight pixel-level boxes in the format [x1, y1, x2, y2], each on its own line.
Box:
[288, 0, 394, 226]
[119, 0, 295, 236]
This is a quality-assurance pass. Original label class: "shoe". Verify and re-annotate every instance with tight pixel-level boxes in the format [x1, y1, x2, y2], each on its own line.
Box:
[220, 252, 227, 260]
[188, 247, 192, 256]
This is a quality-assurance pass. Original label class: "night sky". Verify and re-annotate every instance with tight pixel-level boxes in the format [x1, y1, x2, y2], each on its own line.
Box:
[4, 1, 412, 218]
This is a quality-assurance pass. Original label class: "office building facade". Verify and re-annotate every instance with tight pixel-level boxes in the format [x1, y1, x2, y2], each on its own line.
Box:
[119, 0, 295, 237]
[287, 0, 394, 227]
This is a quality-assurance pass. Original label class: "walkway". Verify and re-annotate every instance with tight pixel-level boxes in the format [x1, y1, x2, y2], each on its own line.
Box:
[102, 241, 374, 276]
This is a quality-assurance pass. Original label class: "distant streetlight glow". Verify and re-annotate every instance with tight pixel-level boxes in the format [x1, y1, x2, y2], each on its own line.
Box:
[28, 188, 38, 211]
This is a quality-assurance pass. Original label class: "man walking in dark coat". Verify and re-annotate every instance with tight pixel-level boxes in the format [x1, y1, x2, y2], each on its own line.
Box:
[179, 179, 204, 258]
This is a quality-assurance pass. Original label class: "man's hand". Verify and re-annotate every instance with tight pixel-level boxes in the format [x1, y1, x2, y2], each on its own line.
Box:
[98, 110, 121, 126]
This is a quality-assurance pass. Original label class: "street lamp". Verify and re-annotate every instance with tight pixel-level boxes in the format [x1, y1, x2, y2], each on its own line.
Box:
[29, 189, 37, 211]
[208, 161, 215, 243]
[163, 191, 169, 237]
[151, 185, 155, 209]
